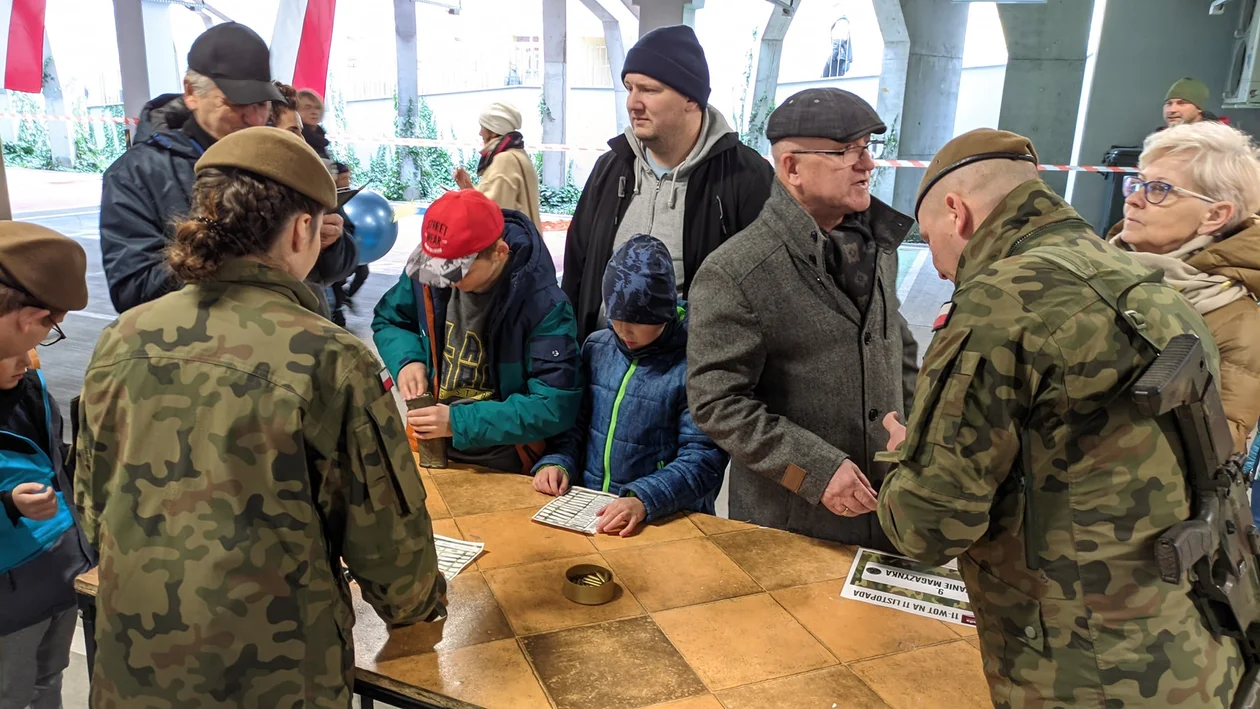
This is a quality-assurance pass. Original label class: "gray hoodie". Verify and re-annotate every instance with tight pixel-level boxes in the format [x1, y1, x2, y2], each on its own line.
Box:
[613, 106, 736, 290]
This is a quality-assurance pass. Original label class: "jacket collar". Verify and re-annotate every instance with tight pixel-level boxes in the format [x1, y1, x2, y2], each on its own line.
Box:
[207, 259, 324, 314]
[761, 180, 913, 258]
[955, 179, 1093, 286]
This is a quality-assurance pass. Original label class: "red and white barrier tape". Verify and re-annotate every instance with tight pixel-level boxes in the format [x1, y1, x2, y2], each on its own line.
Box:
[0, 112, 1138, 172]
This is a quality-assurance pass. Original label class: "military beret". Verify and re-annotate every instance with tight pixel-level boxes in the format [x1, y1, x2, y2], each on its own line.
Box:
[0, 221, 87, 312]
[915, 128, 1040, 219]
[195, 126, 337, 210]
[766, 88, 886, 145]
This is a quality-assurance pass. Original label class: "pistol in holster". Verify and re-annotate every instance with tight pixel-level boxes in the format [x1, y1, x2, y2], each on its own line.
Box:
[1134, 334, 1260, 708]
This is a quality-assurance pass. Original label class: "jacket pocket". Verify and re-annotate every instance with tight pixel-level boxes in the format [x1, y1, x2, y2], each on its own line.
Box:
[356, 392, 427, 516]
[926, 351, 982, 448]
[529, 335, 579, 389]
[903, 328, 972, 465]
[970, 561, 1046, 703]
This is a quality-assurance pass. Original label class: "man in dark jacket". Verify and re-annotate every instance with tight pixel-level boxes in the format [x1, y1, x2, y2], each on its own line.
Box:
[562, 24, 773, 341]
[99, 23, 357, 314]
[686, 89, 918, 550]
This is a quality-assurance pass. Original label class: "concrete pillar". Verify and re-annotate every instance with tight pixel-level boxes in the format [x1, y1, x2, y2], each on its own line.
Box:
[394, 0, 419, 199]
[112, 0, 181, 137]
[749, 0, 799, 155]
[41, 33, 74, 170]
[872, 0, 908, 205]
[579, 0, 629, 133]
[1070, 0, 1245, 229]
[996, 0, 1091, 194]
[683, 0, 702, 28]
[890, 0, 967, 216]
[542, 0, 568, 189]
[637, 0, 684, 37]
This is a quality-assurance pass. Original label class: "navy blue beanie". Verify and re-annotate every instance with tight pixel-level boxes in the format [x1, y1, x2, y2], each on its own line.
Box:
[603, 234, 677, 325]
[622, 25, 711, 108]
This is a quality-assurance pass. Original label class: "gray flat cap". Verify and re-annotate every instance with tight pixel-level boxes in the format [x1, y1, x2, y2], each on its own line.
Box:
[766, 88, 886, 145]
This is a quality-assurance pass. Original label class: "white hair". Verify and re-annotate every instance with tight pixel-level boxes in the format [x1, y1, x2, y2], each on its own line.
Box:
[184, 69, 217, 98]
[1140, 121, 1260, 230]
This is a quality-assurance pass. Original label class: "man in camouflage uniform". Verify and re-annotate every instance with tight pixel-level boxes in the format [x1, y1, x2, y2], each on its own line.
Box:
[878, 129, 1242, 706]
[75, 127, 446, 708]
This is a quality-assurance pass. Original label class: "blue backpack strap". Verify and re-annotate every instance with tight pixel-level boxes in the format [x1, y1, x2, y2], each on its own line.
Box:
[33, 369, 52, 455]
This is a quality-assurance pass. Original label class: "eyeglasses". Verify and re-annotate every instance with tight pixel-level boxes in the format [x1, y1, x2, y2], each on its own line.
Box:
[790, 139, 886, 166]
[40, 322, 65, 347]
[1122, 176, 1218, 206]
[0, 277, 66, 346]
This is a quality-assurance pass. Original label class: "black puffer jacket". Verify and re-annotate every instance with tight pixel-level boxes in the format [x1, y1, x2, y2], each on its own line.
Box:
[99, 94, 358, 314]
[561, 132, 773, 341]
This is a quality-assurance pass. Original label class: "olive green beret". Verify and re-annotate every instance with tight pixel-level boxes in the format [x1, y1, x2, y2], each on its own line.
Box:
[195, 126, 337, 210]
[915, 128, 1039, 219]
[0, 221, 87, 312]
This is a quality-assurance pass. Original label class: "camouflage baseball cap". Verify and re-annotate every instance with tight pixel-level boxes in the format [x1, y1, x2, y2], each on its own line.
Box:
[406, 190, 505, 288]
[914, 128, 1039, 219]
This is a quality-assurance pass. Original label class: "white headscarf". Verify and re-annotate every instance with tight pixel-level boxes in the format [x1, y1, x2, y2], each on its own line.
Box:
[478, 102, 522, 136]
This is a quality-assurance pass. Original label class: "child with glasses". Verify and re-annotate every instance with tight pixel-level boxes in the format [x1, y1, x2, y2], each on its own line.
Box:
[0, 223, 95, 709]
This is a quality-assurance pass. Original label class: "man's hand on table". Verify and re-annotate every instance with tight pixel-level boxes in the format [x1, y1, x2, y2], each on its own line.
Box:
[533, 466, 570, 496]
[596, 497, 647, 537]
[821, 460, 878, 518]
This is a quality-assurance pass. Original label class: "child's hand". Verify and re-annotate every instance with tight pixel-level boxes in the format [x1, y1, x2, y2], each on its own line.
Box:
[409, 405, 452, 440]
[533, 466, 569, 496]
[398, 363, 428, 400]
[12, 483, 57, 521]
[595, 497, 647, 537]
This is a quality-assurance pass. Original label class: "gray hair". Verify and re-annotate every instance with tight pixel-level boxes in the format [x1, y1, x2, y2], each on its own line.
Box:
[184, 69, 217, 98]
[1140, 121, 1260, 230]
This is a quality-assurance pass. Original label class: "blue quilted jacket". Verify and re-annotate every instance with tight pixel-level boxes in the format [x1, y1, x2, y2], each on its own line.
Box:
[533, 305, 727, 520]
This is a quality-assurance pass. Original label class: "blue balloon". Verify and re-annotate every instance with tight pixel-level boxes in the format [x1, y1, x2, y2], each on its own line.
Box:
[343, 190, 398, 265]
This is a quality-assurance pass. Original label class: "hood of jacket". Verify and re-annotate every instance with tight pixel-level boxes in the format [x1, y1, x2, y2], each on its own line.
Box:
[133, 94, 202, 160]
[1186, 216, 1260, 297]
[500, 208, 557, 297]
[623, 105, 735, 191]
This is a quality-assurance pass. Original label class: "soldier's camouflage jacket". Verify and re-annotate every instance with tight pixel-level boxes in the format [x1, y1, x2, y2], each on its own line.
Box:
[878, 180, 1242, 707]
[75, 259, 446, 708]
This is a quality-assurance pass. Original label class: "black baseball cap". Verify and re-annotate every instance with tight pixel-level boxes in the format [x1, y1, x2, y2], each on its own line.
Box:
[766, 88, 886, 145]
[187, 23, 284, 105]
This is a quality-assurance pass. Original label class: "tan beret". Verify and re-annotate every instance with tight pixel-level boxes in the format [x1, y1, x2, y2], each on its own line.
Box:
[915, 128, 1040, 218]
[195, 126, 337, 210]
[0, 221, 87, 312]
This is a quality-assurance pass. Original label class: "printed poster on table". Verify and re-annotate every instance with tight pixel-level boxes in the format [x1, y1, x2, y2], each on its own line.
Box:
[840, 547, 976, 627]
[532, 486, 619, 534]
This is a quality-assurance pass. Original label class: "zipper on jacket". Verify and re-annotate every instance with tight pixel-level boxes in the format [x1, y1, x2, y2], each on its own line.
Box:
[603, 360, 639, 492]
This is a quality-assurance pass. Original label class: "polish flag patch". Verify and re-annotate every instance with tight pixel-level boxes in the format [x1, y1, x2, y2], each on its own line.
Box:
[378, 367, 394, 392]
[932, 302, 955, 332]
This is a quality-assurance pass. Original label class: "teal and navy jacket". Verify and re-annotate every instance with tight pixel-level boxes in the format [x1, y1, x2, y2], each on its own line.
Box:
[372, 209, 582, 470]
[532, 307, 728, 520]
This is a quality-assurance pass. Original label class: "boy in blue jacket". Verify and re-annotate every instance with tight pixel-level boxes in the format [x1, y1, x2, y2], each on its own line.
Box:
[0, 225, 95, 708]
[533, 235, 728, 536]
[373, 189, 582, 473]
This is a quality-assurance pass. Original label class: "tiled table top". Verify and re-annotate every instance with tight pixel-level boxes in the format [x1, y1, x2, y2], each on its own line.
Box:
[79, 463, 993, 709]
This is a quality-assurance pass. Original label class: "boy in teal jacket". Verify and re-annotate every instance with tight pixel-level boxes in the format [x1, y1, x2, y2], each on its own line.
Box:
[372, 189, 581, 473]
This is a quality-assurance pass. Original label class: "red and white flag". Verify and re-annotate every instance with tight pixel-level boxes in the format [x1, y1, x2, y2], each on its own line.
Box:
[271, 0, 337, 99]
[0, 0, 46, 94]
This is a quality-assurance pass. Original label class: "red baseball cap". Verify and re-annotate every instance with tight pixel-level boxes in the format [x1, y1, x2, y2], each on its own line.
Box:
[407, 189, 505, 287]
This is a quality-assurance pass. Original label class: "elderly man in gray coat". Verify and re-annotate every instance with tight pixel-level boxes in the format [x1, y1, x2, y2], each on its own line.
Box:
[686, 88, 917, 550]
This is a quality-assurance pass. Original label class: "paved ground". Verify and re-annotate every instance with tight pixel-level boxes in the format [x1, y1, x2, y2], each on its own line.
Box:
[20, 194, 952, 708]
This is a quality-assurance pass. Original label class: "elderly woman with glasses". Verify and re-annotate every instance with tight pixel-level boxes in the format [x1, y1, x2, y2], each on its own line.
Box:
[1112, 121, 1260, 454]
